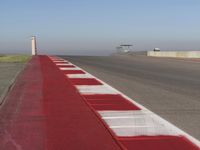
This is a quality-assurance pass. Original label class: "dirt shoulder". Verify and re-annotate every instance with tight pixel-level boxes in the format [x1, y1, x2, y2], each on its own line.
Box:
[0, 55, 31, 105]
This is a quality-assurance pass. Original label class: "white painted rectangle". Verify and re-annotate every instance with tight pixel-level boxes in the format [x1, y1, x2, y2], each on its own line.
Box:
[67, 74, 94, 79]
[53, 60, 68, 63]
[76, 85, 118, 95]
[59, 67, 80, 70]
[98, 110, 178, 137]
[56, 63, 72, 66]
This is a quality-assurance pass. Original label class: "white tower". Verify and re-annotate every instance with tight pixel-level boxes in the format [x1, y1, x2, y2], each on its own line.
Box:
[31, 36, 37, 55]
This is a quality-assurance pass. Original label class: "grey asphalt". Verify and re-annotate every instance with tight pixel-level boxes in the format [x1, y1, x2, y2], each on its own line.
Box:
[0, 63, 25, 104]
[61, 54, 200, 140]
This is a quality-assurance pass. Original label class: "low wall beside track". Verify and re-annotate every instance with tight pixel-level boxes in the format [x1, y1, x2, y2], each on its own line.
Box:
[147, 51, 200, 58]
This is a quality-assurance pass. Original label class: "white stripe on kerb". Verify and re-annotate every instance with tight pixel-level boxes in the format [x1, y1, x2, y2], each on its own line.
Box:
[51, 59, 60, 60]
[76, 85, 118, 94]
[67, 74, 94, 79]
[110, 125, 154, 128]
[98, 110, 179, 137]
[102, 116, 142, 119]
[56, 63, 72, 66]
[59, 67, 81, 70]
[53, 60, 68, 63]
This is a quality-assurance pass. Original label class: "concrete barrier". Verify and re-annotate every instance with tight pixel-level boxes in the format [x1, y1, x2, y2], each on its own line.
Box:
[147, 51, 200, 58]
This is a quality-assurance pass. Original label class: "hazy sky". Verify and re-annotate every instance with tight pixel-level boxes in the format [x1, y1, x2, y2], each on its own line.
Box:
[0, 0, 200, 55]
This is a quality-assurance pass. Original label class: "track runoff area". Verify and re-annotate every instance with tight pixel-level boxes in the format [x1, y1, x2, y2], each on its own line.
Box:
[49, 55, 200, 150]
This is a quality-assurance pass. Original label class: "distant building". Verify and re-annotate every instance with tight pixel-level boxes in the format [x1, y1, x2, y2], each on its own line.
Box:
[154, 48, 160, 51]
[120, 44, 133, 53]
[116, 46, 123, 53]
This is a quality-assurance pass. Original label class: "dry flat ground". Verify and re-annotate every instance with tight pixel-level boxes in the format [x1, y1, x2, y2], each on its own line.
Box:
[61, 54, 200, 140]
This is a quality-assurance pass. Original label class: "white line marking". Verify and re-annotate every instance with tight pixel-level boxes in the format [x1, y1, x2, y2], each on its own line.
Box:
[98, 110, 178, 137]
[53, 60, 68, 63]
[110, 125, 154, 128]
[59, 67, 80, 70]
[102, 116, 142, 119]
[76, 85, 118, 95]
[56, 63, 72, 66]
[67, 74, 94, 79]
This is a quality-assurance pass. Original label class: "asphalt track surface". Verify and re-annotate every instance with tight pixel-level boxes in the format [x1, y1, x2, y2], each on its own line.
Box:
[61, 55, 200, 140]
[0, 55, 200, 149]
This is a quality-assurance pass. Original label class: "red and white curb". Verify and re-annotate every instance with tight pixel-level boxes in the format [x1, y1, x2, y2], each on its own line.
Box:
[49, 56, 200, 150]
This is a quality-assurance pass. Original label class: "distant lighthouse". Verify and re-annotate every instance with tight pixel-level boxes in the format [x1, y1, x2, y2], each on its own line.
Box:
[31, 36, 37, 55]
